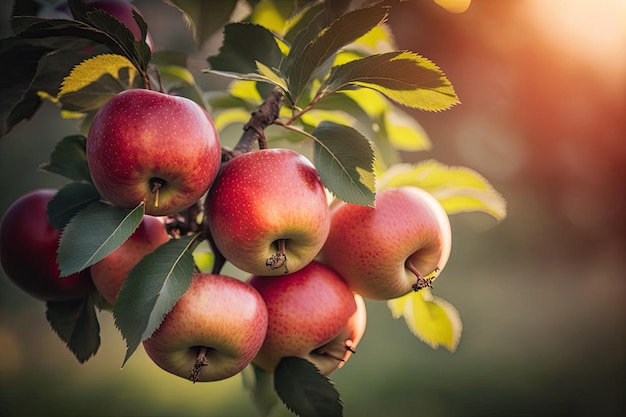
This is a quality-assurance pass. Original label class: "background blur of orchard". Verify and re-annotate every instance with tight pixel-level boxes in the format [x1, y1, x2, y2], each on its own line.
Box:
[1, 1, 624, 416]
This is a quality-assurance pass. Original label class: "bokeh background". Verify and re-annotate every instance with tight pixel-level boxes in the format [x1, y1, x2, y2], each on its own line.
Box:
[1, 1, 624, 416]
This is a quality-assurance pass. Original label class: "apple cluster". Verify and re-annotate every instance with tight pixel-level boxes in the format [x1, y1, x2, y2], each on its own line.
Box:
[0, 87, 451, 385]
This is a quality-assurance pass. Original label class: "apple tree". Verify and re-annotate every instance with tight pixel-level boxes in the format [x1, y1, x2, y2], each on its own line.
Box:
[0, 0, 506, 416]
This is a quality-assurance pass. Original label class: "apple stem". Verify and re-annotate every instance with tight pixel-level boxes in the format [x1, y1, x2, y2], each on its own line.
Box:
[405, 259, 434, 292]
[150, 179, 164, 209]
[189, 346, 209, 383]
[265, 239, 289, 274]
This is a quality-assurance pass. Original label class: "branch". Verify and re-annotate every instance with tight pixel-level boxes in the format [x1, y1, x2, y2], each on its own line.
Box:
[221, 89, 284, 162]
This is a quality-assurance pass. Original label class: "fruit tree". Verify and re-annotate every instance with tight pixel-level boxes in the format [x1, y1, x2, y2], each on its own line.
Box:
[0, 0, 507, 416]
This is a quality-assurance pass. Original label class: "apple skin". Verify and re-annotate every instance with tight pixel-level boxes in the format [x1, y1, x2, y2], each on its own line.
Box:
[87, 89, 221, 216]
[90, 215, 170, 304]
[319, 186, 452, 300]
[248, 261, 366, 376]
[205, 148, 330, 276]
[142, 273, 268, 382]
[0, 189, 94, 301]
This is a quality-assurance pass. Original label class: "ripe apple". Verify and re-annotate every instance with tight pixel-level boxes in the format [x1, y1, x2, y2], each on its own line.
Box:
[205, 148, 330, 276]
[90, 215, 170, 304]
[0, 189, 94, 301]
[87, 88, 221, 216]
[248, 261, 366, 376]
[142, 273, 268, 382]
[319, 186, 452, 300]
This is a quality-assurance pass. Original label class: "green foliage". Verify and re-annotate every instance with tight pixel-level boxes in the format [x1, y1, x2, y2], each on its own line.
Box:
[57, 201, 145, 277]
[274, 357, 343, 417]
[46, 182, 101, 230]
[165, 0, 241, 48]
[113, 234, 198, 365]
[39, 134, 91, 182]
[46, 294, 101, 363]
[311, 121, 376, 206]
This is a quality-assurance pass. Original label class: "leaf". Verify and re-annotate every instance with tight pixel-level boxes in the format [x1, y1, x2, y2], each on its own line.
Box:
[47, 182, 101, 230]
[388, 289, 462, 351]
[67, 0, 151, 71]
[165, 0, 240, 47]
[382, 107, 432, 152]
[0, 38, 53, 137]
[311, 121, 376, 206]
[46, 295, 101, 363]
[38, 134, 91, 181]
[284, 2, 390, 102]
[378, 159, 507, 221]
[242, 364, 280, 417]
[274, 356, 343, 417]
[207, 23, 284, 77]
[113, 234, 197, 365]
[57, 201, 145, 276]
[13, 14, 149, 74]
[324, 51, 460, 111]
[59, 53, 136, 97]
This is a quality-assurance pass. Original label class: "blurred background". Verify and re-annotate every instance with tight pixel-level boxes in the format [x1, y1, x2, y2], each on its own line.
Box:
[1, 1, 624, 416]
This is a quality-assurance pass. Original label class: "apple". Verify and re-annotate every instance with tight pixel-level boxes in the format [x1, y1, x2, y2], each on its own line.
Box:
[205, 148, 330, 276]
[90, 215, 170, 304]
[319, 186, 452, 300]
[0, 189, 94, 301]
[87, 88, 221, 216]
[142, 273, 268, 382]
[248, 261, 366, 376]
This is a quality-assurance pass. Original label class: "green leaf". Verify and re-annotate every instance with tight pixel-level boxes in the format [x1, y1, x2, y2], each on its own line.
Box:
[379, 159, 507, 221]
[284, 2, 390, 103]
[57, 201, 145, 276]
[387, 289, 462, 352]
[67, 0, 151, 71]
[207, 23, 283, 77]
[113, 234, 197, 365]
[47, 182, 101, 230]
[0, 38, 52, 137]
[311, 121, 376, 206]
[39, 134, 91, 182]
[274, 356, 343, 417]
[324, 51, 460, 111]
[242, 364, 280, 417]
[46, 294, 101, 363]
[165, 0, 240, 47]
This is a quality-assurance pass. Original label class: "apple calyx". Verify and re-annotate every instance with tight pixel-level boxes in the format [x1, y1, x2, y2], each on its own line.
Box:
[190, 346, 209, 383]
[406, 259, 437, 292]
[266, 239, 288, 273]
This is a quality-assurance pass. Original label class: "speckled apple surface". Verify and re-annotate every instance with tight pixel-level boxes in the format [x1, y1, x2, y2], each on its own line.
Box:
[319, 186, 452, 300]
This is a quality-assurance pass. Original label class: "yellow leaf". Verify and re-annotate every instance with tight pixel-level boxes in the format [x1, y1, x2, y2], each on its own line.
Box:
[390, 289, 462, 351]
[59, 54, 136, 97]
[378, 159, 507, 221]
[383, 108, 432, 152]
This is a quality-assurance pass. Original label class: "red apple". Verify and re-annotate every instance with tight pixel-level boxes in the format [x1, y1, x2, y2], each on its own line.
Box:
[0, 189, 94, 301]
[143, 273, 268, 382]
[248, 261, 366, 376]
[319, 186, 452, 300]
[87, 88, 221, 216]
[90, 215, 170, 304]
[205, 149, 330, 276]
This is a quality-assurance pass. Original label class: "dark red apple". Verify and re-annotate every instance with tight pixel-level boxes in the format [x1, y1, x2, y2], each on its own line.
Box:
[0, 189, 94, 301]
